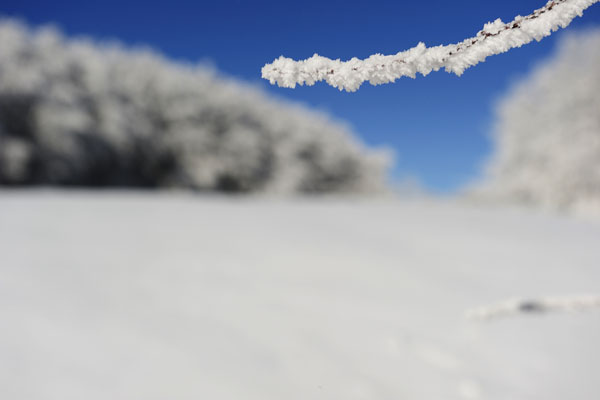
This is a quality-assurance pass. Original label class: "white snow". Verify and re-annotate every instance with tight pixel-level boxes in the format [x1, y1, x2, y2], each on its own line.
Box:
[1, 191, 599, 399]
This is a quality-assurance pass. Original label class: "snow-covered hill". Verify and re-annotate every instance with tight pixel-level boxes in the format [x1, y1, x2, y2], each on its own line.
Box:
[1, 191, 599, 400]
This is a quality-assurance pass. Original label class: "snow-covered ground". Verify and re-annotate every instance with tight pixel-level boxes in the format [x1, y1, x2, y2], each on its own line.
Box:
[1, 191, 599, 400]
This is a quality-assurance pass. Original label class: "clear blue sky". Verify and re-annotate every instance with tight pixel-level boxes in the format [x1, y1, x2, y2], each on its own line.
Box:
[2, 0, 599, 192]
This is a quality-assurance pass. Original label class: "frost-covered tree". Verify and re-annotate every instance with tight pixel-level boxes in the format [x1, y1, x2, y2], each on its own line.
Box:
[0, 19, 391, 193]
[471, 30, 600, 216]
[262, 0, 599, 91]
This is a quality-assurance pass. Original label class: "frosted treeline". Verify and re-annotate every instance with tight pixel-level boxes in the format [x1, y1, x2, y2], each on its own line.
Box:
[0, 20, 391, 193]
[262, 0, 599, 92]
[473, 30, 600, 216]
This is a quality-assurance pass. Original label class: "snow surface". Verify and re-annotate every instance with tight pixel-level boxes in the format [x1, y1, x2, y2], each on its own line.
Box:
[1, 191, 599, 400]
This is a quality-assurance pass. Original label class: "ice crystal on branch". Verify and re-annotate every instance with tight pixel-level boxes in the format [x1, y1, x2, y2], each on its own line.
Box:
[262, 0, 600, 91]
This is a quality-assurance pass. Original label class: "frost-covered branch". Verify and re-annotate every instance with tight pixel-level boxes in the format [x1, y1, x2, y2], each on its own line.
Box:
[262, 0, 600, 91]
[466, 295, 600, 321]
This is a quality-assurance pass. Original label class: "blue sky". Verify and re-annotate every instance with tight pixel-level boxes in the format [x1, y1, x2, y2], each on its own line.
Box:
[2, 0, 600, 192]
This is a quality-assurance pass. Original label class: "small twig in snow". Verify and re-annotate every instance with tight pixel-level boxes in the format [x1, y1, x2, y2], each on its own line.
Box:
[466, 295, 600, 321]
